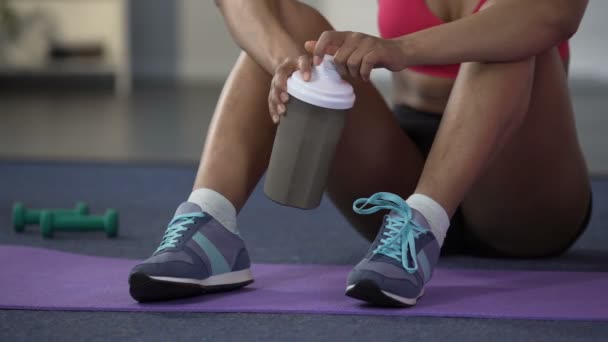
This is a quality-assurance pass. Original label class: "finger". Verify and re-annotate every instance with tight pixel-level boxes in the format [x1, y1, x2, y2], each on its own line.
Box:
[346, 38, 373, 79]
[269, 84, 281, 120]
[333, 34, 361, 78]
[270, 91, 286, 122]
[314, 31, 346, 64]
[346, 53, 363, 79]
[360, 50, 379, 81]
[332, 49, 354, 78]
[273, 91, 286, 121]
[270, 81, 285, 119]
[274, 67, 291, 93]
[297, 55, 312, 81]
[332, 38, 357, 77]
[268, 92, 278, 123]
[304, 41, 316, 54]
[280, 92, 289, 103]
[314, 45, 340, 65]
[273, 77, 290, 119]
[269, 76, 286, 123]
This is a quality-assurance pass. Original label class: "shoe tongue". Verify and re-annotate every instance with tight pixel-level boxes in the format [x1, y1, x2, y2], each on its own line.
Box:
[410, 208, 431, 230]
[387, 209, 430, 230]
[174, 202, 203, 216]
[386, 211, 402, 224]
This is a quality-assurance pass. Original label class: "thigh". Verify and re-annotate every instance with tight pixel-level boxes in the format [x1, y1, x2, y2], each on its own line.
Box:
[460, 48, 592, 257]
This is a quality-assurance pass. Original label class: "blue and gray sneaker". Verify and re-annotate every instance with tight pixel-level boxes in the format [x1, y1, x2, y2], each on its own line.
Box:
[345, 192, 440, 307]
[129, 202, 253, 302]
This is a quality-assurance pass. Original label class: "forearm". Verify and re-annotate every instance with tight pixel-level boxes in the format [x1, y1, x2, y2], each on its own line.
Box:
[216, 0, 304, 73]
[400, 0, 587, 66]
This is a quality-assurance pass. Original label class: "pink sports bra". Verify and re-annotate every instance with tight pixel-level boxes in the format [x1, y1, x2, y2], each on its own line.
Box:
[377, 0, 570, 78]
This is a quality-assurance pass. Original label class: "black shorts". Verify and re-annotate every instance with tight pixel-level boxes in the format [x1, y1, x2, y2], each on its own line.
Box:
[393, 104, 592, 257]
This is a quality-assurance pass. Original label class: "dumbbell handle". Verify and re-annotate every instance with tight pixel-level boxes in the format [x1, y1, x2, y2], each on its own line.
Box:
[40, 209, 118, 238]
[50, 214, 109, 231]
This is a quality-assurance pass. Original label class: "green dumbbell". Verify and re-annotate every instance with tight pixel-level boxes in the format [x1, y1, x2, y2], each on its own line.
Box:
[12, 202, 89, 232]
[39, 209, 119, 238]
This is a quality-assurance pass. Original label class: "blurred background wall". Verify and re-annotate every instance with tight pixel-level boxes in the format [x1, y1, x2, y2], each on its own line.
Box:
[8, 0, 602, 86]
[0, 0, 606, 171]
[130, 0, 608, 84]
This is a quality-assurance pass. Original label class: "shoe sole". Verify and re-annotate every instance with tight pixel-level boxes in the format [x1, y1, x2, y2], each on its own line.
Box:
[129, 269, 254, 303]
[345, 279, 423, 307]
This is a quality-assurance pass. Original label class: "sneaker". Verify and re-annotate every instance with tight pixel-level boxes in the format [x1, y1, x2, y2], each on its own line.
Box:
[129, 202, 253, 302]
[345, 192, 440, 307]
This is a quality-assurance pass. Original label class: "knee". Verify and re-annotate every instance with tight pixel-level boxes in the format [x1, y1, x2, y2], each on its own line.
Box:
[278, 1, 325, 23]
[457, 56, 536, 136]
[278, 1, 333, 44]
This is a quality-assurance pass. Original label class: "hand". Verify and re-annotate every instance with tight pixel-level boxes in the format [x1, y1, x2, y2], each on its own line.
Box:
[304, 31, 408, 81]
[268, 55, 313, 124]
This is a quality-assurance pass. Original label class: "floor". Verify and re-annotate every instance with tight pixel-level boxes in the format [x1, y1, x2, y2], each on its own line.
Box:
[1, 161, 607, 342]
[1, 78, 607, 174]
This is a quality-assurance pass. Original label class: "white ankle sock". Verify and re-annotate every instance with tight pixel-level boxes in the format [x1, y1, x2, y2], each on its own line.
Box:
[406, 194, 450, 247]
[187, 188, 238, 234]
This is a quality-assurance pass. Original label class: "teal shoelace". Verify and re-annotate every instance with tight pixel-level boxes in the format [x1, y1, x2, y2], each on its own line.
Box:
[353, 192, 427, 274]
[155, 212, 205, 254]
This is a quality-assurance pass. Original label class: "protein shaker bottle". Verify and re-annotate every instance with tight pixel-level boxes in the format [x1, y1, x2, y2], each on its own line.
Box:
[264, 55, 356, 209]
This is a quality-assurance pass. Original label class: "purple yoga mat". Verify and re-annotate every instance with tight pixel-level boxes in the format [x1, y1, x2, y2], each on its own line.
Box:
[1, 245, 607, 321]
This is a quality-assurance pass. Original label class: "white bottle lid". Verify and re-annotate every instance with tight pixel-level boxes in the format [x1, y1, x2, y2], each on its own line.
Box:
[286, 55, 356, 110]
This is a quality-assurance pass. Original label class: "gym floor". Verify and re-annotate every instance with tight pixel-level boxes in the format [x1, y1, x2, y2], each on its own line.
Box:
[1, 80, 608, 341]
[2, 79, 608, 172]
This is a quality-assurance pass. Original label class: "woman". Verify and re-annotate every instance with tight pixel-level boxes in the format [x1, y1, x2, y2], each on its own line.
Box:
[129, 0, 591, 307]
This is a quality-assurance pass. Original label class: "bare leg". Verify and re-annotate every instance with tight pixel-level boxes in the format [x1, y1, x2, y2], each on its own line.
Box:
[461, 48, 591, 256]
[414, 47, 590, 256]
[415, 57, 536, 216]
[194, 52, 276, 211]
